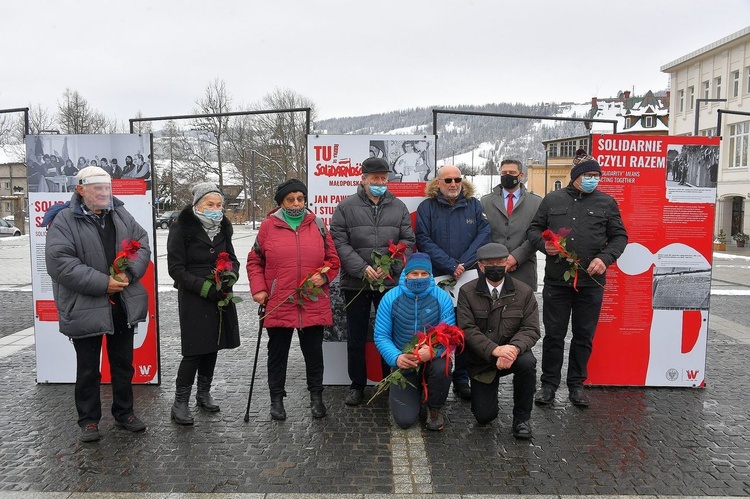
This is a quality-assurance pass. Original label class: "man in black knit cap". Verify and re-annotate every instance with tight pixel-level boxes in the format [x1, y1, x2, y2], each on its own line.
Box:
[527, 150, 627, 408]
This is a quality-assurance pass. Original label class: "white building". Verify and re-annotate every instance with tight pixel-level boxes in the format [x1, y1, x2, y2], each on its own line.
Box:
[661, 26, 750, 238]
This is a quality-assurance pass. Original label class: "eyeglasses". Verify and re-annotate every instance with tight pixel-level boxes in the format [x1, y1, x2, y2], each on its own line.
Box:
[582, 173, 601, 179]
[441, 177, 462, 184]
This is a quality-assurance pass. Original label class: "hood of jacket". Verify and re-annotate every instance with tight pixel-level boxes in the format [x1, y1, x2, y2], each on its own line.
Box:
[424, 178, 476, 200]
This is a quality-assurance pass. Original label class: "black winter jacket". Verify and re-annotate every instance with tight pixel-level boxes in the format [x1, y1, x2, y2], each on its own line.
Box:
[330, 185, 415, 290]
[527, 184, 628, 287]
[167, 207, 240, 356]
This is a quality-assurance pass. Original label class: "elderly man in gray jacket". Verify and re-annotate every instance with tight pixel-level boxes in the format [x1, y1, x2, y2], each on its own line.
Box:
[481, 159, 542, 291]
[330, 157, 415, 406]
[45, 166, 151, 442]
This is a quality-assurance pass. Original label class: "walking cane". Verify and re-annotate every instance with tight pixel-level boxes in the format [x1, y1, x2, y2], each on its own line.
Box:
[243, 303, 265, 423]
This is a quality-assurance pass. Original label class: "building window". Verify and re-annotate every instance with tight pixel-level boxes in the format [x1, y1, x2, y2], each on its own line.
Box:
[4, 202, 10, 212]
[714, 77, 722, 99]
[688, 86, 695, 110]
[703, 80, 710, 99]
[554, 180, 562, 190]
[728, 121, 749, 169]
[732, 70, 740, 98]
[678, 90, 685, 113]
[4, 181, 9, 190]
[699, 128, 717, 137]
[624, 117, 632, 128]
[645, 116, 654, 128]
[746, 67, 750, 94]
[547, 144, 558, 158]
[578, 138, 589, 152]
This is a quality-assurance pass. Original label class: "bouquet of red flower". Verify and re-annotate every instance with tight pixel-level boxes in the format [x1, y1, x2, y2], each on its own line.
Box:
[344, 240, 408, 309]
[211, 252, 243, 344]
[110, 239, 141, 282]
[541, 227, 603, 291]
[260, 266, 331, 320]
[368, 323, 465, 405]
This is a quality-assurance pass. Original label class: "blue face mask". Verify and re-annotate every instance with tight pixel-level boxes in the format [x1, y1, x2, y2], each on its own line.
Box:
[203, 209, 223, 221]
[369, 184, 387, 197]
[580, 177, 600, 193]
[405, 277, 431, 294]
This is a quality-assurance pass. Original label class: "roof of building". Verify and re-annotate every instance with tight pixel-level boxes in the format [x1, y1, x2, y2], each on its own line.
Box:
[661, 26, 750, 72]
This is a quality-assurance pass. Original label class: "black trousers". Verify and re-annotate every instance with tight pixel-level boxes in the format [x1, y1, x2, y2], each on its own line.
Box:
[266, 326, 324, 396]
[390, 356, 451, 429]
[343, 289, 388, 391]
[72, 311, 135, 427]
[470, 350, 536, 424]
[540, 284, 604, 390]
[176, 351, 218, 386]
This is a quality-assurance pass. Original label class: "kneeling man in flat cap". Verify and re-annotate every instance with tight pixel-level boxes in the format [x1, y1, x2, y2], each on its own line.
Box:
[456, 243, 540, 439]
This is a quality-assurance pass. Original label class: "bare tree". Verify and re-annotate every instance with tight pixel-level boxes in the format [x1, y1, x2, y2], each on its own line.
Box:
[251, 87, 316, 183]
[191, 78, 232, 189]
[131, 110, 152, 134]
[57, 88, 110, 134]
[27, 104, 56, 135]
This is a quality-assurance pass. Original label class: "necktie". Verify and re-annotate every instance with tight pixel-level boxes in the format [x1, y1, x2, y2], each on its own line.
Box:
[507, 193, 514, 217]
[491, 288, 499, 301]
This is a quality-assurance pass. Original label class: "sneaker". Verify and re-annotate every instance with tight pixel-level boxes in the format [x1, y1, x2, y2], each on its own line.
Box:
[79, 422, 100, 443]
[345, 389, 364, 406]
[452, 382, 471, 401]
[114, 414, 147, 432]
[425, 408, 445, 431]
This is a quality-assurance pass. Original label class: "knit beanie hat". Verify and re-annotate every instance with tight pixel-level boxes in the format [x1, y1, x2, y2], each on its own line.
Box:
[570, 148, 602, 180]
[76, 166, 111, 185]
[192, 182, 223, 205]
[404, 252, 432, 275]
[274, 178, 307, 205]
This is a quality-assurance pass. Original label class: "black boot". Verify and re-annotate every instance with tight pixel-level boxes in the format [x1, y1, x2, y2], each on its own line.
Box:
[270, 394, 286, 421]
[196, 375, 220, 412]
[310, 391, 326, 418]
[171, 385, 194, 425]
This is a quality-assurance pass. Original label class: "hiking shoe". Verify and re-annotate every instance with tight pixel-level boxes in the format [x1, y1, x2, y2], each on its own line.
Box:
[452, 381, 472, 400]
[425, 408, 446, 431]
[79, 422, 100, 442]
[345, 389, 364, 406]
[114, 414, 147, 432]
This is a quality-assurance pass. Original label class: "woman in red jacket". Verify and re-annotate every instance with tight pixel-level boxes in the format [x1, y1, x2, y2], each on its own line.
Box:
[246, 179, 340, 421]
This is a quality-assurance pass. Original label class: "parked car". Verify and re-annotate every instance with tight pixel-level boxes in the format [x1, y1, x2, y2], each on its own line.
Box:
[156, 211, 179, 229]
[0, 218, 21, 237]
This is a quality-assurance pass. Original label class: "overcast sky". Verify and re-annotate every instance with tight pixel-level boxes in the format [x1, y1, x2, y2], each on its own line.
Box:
[2, 1, 749, 125]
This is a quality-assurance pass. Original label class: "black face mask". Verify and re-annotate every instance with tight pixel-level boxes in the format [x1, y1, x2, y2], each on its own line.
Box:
[500, 174, 520, 190]
[483, 265, 505, 282]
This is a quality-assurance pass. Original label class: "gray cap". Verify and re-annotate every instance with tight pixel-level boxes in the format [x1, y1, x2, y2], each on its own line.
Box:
[192, 182, 223, 205]
[476, 243, 509, 261]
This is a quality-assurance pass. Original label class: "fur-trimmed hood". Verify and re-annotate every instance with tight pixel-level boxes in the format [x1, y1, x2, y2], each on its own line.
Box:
[424, 177, 476, 199]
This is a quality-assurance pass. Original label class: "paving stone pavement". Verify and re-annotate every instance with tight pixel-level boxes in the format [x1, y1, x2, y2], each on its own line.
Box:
[1, 232, 749, 497]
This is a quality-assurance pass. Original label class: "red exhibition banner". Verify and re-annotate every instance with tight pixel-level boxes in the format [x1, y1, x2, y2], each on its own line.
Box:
[587, 134, 720, 387]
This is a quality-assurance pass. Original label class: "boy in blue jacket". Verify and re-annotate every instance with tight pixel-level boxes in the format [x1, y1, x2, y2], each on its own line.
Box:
[374, 253, 455, 431]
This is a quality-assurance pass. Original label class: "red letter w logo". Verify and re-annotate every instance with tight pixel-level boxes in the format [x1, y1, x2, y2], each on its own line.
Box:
[686, 370, 700, 380]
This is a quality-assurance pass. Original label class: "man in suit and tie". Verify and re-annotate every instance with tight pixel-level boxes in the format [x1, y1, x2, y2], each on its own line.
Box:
[480, 159, 542, 291]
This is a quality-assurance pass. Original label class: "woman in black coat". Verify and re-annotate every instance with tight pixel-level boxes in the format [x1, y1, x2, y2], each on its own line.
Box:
[167, 182, 241, 425]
